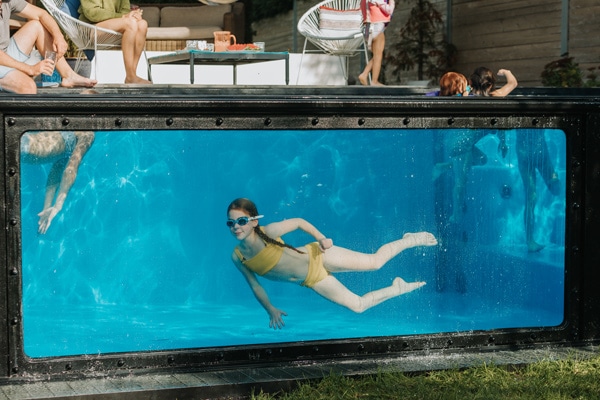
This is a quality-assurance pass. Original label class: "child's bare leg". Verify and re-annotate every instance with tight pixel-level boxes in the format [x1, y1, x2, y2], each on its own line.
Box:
[312, 276, 425, 313]
[372, 232, 437, 266]
[323, 232, 437, 272]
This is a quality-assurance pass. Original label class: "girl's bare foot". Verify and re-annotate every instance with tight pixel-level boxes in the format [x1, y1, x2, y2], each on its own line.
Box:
[125, 76, 152, 84]
[403, 232, 438, 247]
[393, 277, 426, 295]
[358, 73, 369, 86]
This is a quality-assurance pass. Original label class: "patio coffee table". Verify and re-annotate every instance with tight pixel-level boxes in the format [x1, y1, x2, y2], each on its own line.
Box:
[147, 49, 290, 85]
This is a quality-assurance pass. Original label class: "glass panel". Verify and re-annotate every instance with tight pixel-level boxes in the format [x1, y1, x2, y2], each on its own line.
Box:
[20, 128, 566, 357]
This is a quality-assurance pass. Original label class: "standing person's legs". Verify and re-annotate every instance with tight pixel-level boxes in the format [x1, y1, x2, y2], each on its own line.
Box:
[359, 23, 386, 85]
[369, 31, 385, 85]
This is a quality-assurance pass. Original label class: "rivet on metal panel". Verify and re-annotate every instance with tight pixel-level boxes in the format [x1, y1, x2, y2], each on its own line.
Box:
[311, 117, 319, 126]
[7, 117, 16, 126]
[62, 118, 70, 126]
[166, 117, 174, 126]
[8, 167, 16, 176]
[216, 117, 224, 126]
[403, 118, 410, 125]
[264, 118, 272, 126]
[447, 117, 455, 125]
[358, 118, 365, 126]
[115, 118, 123, 127]
[532, 118, 539, 125]
[491, 118, 498, 125]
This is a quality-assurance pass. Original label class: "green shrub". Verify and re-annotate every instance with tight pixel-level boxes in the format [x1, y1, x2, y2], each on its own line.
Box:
[541, 56, 584, 87]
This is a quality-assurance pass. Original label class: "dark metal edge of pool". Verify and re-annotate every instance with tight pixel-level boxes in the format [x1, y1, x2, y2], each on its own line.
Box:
[0, 344, 598, 399]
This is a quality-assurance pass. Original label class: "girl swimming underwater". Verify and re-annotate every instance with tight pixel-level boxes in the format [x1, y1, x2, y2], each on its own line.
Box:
[227, 198, 438, 329]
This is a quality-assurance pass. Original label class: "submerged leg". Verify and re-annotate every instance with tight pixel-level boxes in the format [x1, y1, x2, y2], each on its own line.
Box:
[323, 232, 437, 273]
[312, 275, 425, 313]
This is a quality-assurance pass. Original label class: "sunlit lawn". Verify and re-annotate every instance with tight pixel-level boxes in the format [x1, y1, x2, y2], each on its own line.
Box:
[252, 353, 600, 399]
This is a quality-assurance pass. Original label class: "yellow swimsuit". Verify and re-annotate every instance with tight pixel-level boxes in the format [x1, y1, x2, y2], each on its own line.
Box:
[235, 235, 330, 287]
[234, 237, 284, 276]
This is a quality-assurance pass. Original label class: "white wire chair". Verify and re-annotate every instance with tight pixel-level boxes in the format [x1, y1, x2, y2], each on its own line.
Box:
[297, 0, 369, 84]
[40, 0, 123, 79]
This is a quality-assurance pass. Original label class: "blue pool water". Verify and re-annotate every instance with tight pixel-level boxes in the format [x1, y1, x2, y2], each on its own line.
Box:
[20, 128, 566, 357]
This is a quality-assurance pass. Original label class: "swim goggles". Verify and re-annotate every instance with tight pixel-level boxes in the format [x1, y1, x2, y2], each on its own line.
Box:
[226, 215, 264, 227]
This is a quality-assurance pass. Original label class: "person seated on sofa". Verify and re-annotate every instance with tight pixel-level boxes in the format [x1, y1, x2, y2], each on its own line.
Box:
[79, 0, 151, 84]
[0, 0, 97, 93]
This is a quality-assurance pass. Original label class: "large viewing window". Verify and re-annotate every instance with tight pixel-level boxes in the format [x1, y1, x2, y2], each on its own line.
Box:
[20, 128, 565, 358]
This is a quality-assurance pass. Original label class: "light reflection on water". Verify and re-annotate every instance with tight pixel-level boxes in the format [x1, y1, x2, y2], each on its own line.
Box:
[20, 129, 566, 357]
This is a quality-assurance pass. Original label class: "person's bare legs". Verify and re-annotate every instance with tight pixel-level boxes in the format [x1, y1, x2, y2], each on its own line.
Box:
[0, 21, 90, 93]
[97, 17, 150, 84]
[322, 232, 438, 273]
[17, 20, 97, 89]
[312, 275, 425, 313]
[369, 32, 385, 85]
[359, 32, 385, 86]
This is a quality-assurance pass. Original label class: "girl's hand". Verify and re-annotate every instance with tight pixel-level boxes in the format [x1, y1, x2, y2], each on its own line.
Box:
[318, 238, 333, 252]
[268, 308, 287, 330]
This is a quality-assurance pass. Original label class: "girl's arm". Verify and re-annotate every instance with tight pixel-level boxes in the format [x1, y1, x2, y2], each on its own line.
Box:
[491, 69, 518, 97]
[264, 218, 333, 251]
[231, 254, 287, 329]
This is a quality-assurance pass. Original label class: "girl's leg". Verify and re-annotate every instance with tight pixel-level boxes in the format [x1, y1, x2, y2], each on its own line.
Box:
[312, 275, 425, 313]
[322, 232, 437, 273]
[369, 32, 385, 85]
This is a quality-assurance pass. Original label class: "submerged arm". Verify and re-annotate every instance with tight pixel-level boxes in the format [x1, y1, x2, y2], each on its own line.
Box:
[232, 254, 287, 329]
[38, 132, 94, 234]
[264, 218, 333, 251]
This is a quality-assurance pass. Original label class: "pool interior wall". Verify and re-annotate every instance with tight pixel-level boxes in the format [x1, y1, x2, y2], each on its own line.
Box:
[19, 128, 565, 357]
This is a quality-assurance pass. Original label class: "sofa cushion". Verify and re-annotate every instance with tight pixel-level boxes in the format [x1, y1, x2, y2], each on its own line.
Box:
[141, 6, 160, 28]
[146, 26, 223, 40]
[160, 5, 231, 28]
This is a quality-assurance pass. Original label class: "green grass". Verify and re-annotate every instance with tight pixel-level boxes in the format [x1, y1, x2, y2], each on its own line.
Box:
[251, 354, 600, 400]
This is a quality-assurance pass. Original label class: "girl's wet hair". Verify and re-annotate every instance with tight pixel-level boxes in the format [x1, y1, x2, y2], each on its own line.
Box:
[470, 67, 496, 96]
[227, 198, 305, 254]
[439, 72, 468, 96]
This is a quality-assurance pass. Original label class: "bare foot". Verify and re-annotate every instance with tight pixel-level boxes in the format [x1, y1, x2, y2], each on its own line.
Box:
[393, 277, 426, 295]
[125, 76, 152, 84]
[60, 73, 97, 88]
[432, 162, 452, 181]
[403, 232, 438, 247]
[358, 73, 368, 86]
[370, 81, 385, 86]
[527, 241, 545, 253]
